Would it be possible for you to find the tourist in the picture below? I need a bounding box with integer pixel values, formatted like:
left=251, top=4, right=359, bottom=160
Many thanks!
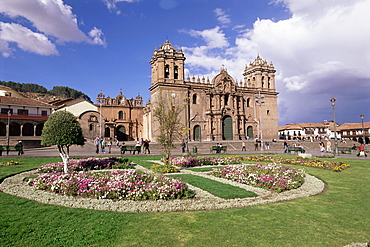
left=283, top=141, right=289, bottom=153
left=357, top=143, right=367, bottom=157
left=241, top=142, right=246, bottom=151
left=101, top=138, right=106, bottom=153
left=107, top=138, right=112, bottom=153
left=94, top=136, right=100, bottom=154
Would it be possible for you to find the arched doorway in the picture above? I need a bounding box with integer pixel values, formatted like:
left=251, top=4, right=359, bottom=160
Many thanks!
left=22, top=123, right=34, bottom=136
left=10, top=122, right=21, bottom=136
left=104, top=127, right=110, bottom=138
left=222, top=115, right=233, bottom=140
left=247, top=126, right=254, bottom=139
left=36, top=123, right=43, bottom=136
left=193, top=125, right=201, bottom=141
left=0, top=122, right=6, bottom=136
left=116, top=125, right=127, bottom=141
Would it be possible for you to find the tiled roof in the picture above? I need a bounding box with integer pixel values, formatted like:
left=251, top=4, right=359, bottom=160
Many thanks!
left=0, top=96, right=55, bottom=108
left=338, top=122, right=370, bottom=130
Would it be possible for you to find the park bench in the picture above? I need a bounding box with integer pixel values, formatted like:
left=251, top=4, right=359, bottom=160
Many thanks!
left=337, top=147, right=352, bottom=154
left=287, top=147, right=305, bottom=154
left=0, top=145, right=24, bottom=156
left=120, top=145, right=141, bottom=155
left=210, top=146, right=227, bottom=153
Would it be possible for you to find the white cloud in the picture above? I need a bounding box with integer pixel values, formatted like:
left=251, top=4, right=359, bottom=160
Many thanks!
left=214, top=8, right=231, bottom=26
left=181, top=0, right=370, bottom=124
left=182, top=26, right=229, bottom=49
left=0, top=0, right=106, bottom=56
left=103, top=0, right=140, bottom=13
left=0, top=22, right=58, bottom=56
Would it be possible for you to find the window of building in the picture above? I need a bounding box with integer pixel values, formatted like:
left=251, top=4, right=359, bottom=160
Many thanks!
left=41, top=110, right=48, bottom=116
left=18, top=109, right=28, bottom=115
left=89, top=124, right=94, bottom=131
left=224, top=94, right=229, bottom=105
left=192, top=94, right=197, bottom=104
left=165, top=65, right=170, bottom=78
left=118, top=111, right=124, bottom=120
left=174, top=66, right=178, bottom=79
left=1, top=108, right=12, bottom=114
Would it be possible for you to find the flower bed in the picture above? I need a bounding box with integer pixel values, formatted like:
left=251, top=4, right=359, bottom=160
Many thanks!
left=28, top=158, right=194, bottom=200
left=168, top=155, right=350, bottom=172
left=37, top=157, right=134, bottom=173
left=209, top=163, right=305, bottom=192
left=242, top=156, right=350, bottom=172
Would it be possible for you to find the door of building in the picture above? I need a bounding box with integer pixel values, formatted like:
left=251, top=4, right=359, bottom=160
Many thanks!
left=222, top=116, right=233, bottom=140
left=194, top=125, right=201, bottom=141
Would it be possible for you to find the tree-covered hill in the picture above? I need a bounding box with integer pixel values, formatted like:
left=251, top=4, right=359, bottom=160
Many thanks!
left=0, top=81, right=91, bottom=102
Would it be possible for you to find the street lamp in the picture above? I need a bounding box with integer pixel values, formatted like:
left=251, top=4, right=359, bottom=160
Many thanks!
left=6, top=110, right=11, bottom=146
left=255, top=92, right=265, bottom=152
left=360, top=114, right=366, bottom=152
left=330, top=97, right=339, bottom=156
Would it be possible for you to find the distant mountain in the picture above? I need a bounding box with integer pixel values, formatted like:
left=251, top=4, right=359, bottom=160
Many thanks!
left=0, top=81, right=92, bottom=102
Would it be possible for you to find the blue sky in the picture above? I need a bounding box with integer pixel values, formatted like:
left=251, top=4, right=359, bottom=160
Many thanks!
left=1, top=0, right=369, bottom=126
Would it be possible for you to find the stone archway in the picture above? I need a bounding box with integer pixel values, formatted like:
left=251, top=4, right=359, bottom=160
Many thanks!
left=116, top=125, right=127, bottom=141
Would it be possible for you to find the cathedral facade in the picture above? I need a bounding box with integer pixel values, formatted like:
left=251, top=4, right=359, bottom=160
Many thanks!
left=143, top=40, right=279, bottom=142
left=96, top=90, right=144, bottom=141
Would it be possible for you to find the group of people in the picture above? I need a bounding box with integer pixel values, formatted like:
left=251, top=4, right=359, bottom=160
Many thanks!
left=94, top=136, right=114, bottom=154
left=94, top=136, right=151, bottom=155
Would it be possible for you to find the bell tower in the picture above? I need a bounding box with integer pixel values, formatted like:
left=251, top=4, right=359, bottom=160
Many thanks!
left=150, top=39, right=186, bottom=86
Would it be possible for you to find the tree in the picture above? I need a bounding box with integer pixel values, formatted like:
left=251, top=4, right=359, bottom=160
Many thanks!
left=152, top=91, right=186, bottom=164
left=41, top=111, right=85, bottom=173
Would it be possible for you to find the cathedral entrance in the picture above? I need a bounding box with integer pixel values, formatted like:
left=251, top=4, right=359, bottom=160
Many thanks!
left=247, top=126, right=254, bottom=140
left=222, top=116, right=233, bottom=140
left=116, top=125, right=127, bottom=141
left=193, top=125, right=201, bottom=141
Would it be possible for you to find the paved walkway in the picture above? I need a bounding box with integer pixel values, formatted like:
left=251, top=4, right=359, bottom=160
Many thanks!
left=0, top=142, right=368, bottom=160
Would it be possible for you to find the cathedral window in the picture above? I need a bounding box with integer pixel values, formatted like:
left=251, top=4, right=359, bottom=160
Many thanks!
left=165, top=65, right=170, bottom=78
left=246, top=98, right=251, bottom=107
left=174, top=66, right=178, bottom=79
left=224, top=94, right=229, bottom=105
left=118, top=111, right=124, bottom=120
left=192, top=94, right=197, bottom=104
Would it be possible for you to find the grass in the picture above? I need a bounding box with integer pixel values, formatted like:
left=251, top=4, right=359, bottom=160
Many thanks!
left=0, top=155, right=369, bottom=246
left=168, top=173, right=257, bottom=198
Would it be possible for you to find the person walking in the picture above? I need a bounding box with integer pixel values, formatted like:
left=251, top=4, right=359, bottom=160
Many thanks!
left=107, top=138, right=112, bottom=154
left=326, top=140, right=332, bottom=152
left=101, top=138, right=106, bottom=153
left=357, top=143, right=367, bottom=157
left=283, top=141, right=289, bottom=153
left=94, top=136, right=100, bottom=154
left=241, top=142, right=246, bottom=151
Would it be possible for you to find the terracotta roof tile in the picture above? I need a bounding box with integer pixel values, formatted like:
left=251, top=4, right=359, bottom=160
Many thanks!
left=0, top=96, right=55, bottom=108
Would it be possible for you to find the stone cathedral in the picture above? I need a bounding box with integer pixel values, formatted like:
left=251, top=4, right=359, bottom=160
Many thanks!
left=142, top=39, right=279, bottom=142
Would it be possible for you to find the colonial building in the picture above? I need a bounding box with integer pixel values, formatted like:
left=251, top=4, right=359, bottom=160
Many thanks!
left=0, top=85, right=55, bottom=146
left=95, top=91, right=144, bottom=141
left=278, top=121, right=339, bottom=140
left=338, top=122, right=370, bottom=144
left=144, top=39, right=279, bottom=142
left=51, top=98, right=103, bottom=141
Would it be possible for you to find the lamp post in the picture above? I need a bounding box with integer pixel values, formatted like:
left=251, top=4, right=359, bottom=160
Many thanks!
left=360, top=114, right=366, bottom=152
left=255, top=92, right=265, bottom=152
left=330, top=97, right=339, bottom=156
left=6, top=110, right=11, bottom=146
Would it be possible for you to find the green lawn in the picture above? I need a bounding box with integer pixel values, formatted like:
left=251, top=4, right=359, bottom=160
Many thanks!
left=0, top=155, right=369, bottom=246
left=168, top=173, right=257, bottom=198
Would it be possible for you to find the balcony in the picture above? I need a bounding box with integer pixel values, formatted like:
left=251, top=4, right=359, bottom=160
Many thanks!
left=0, top=113, right=49, bottom=121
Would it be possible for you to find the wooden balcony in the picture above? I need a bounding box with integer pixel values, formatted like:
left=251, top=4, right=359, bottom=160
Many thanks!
left=0, top=113, right=49, bottom=121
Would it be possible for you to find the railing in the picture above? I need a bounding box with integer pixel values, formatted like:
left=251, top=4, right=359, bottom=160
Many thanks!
left=0, top=113, right=49, bottom=121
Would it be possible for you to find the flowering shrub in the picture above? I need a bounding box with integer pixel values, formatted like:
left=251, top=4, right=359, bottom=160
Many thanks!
left=29, top=158, right=194, bottom=200
left=169, top=156, right=200, bottom=167
left=151, top=164, right=179, bottom=173
left=36, top=157, right=134, bottom=173
left=209, top=163, right=305, bottom=192
left=169, top=156, right=244, bottom=167
left=0, top=160, right=21, bottom=167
